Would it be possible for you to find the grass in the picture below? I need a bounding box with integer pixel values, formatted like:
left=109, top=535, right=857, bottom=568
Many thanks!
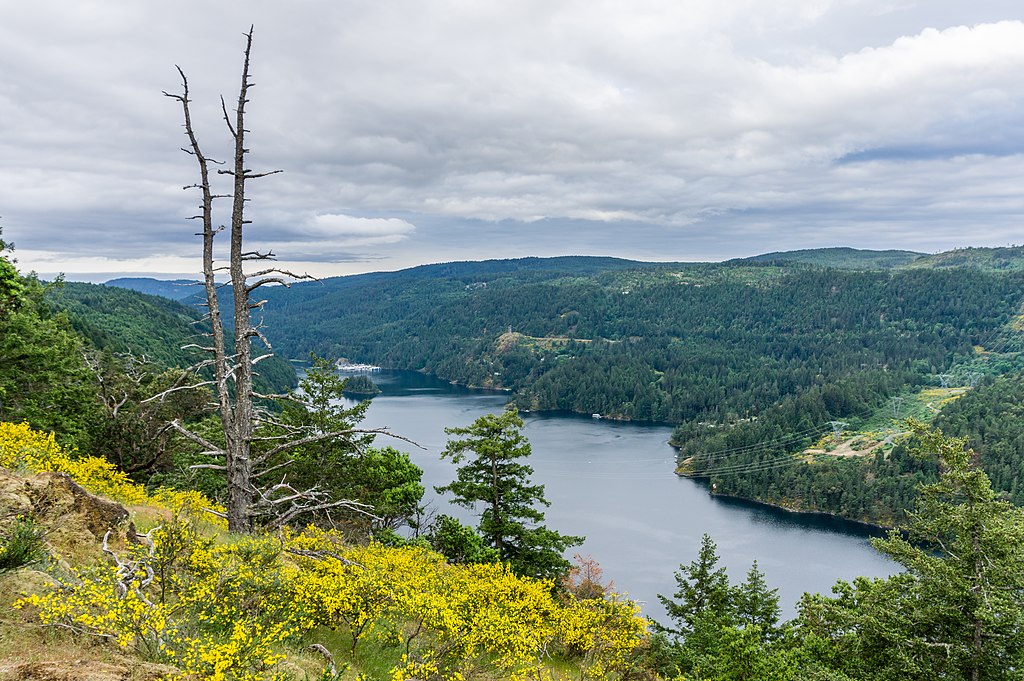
left=0, top=516, right=47, bottom=577
left=797, top=386, right=973, bottom=461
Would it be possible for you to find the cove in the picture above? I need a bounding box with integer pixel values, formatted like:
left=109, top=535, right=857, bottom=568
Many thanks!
left=344, top=369, right=897, bottom=620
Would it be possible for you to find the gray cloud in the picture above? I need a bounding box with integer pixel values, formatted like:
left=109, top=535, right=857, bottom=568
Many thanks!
left=2, top=1, right=1024, bottom=279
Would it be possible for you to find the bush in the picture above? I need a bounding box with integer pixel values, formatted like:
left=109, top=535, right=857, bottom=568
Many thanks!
left=0, top=515, right=47, bottom=576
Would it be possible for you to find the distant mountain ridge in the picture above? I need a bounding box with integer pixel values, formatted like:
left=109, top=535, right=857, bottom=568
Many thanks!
left=88, top=246, right=1024, bottom=526
left=734, top=247, right=925, bottom=269
left=904, top=246, right=1024, bottom=271
left=104, top=277, right=201, bottom=301
left=103, top=246, right=1024, bottom=304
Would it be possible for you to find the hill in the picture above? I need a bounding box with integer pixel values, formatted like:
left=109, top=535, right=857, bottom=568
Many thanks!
left=904, top=245, right=1024, bottom=271
left=46, top=281, right=296, bottom=393
left=47, top=282, right=207, bottom=369
left=735, top=246, right=925, bottom=269
left=251, top=252, right=1024, bottom=525
left=90, top=249, right=1024, bottom=525
left=0, top=421, right=647, bottom=680
left=253, top=260, right=1022, bottom=420
left=104, top=277, right=200, bottom=301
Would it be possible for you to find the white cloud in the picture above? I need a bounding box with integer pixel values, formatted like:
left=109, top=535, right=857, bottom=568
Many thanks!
left=1, top=1, right=1023, bottom=278
left=305, top=214, right=416, bottom=238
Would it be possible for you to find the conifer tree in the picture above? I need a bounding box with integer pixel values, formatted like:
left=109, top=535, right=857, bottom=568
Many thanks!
left=735, top=560, right=781, bottom=639
left=658, top=533, right=735, bottom=635
left=436, top=408, right=582, bottom=580
left=799, top=421, right=1024, bottom=680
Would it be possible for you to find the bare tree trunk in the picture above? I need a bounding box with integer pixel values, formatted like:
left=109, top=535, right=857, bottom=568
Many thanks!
left=161, top=27, right=405, bottom=533
left=225, top=29, right=257, bottom=534
left=165, top=28, right=263, bottom=533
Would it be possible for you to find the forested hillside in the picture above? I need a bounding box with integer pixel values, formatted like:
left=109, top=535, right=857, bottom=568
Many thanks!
left=934, top=370, right=1024, bottom=502
left=48, top=281, right=296, bottom=393
left=906, top=245, right=1024, bottom=271
left=736, top=246, right=924, bottom=269
left=103, top=276, right=199, bottom=301
left=106, top=251, right=1024, bottom=525
left=255, top=259, right=1022, bottom=425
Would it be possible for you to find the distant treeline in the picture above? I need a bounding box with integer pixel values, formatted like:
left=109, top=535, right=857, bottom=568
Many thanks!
left=259, top=263, right=1023, bottom=427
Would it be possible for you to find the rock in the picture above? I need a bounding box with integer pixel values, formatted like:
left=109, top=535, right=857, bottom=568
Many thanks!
left=51, top=474, right=128, bottom=538
left=0, top=469, right=128, bottom=565
left=0, top=660, right=179, bottom=681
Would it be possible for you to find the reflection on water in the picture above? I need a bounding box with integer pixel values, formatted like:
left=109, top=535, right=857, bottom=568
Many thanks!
left=342, top=369, right=896, bottom=619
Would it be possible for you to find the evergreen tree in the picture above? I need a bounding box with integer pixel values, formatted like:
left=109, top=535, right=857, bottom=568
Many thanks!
left=798, top=421, right=1024, bottom=680
left=0, top=269, right=101, bottom=448
left=0, top=228, right=24, bottom=312
left=658, top=533, right=735, bottom=635
left=436, top=408, right=582, bottom=580
left=872, top=422, right=1024, bottom=680
left=736, top=560, right=782, bottom=638
left=274, top=356, right=423, bottom=536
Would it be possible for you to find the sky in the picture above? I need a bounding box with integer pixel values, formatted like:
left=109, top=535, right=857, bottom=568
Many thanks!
left=2, top=1, right=1024, bottom=282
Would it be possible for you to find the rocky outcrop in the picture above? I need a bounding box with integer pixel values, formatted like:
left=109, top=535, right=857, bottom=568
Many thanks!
left=0, top=660, right=177, bottom=681
left=0, top=470, right=128, bottom=564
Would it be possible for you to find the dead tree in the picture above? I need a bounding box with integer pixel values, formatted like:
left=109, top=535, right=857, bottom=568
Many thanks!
left=160, top=28, right=402, bottom=533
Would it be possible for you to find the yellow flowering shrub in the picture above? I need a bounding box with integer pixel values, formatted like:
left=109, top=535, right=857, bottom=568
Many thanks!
left=16, top=564, right=169, bottom=653
left=0, top=421, right=226, bottom=525
left=16, top=519, right=298, bottom=680
left=5, top=423, right=648, bottom=680
left=557, top=595, right=648, bottom=678
left=0, top=421, right=64, bottom=470
left=287, top=528, right=645, bottom=680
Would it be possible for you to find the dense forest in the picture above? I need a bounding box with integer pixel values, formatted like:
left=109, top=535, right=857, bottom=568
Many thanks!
left=48, top=281, right=297, bottom=393
left=104, top=249, right=1024, bottom=525
left=246, top=259, right=1022, bottom=427
left=934, top=370, right=1024, bottom=502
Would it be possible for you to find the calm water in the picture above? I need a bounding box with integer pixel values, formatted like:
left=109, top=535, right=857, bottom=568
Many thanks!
left=343, top=369, right=896, bottom=620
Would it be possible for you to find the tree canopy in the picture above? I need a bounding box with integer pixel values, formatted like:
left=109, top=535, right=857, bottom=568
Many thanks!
left=436, top=408, right=582, bottom=580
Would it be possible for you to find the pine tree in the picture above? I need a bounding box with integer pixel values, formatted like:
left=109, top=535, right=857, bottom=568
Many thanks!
left=436, top=408, right=582, bottom=580
left=798, top=421, right=1024, bottom=680
left=735, top=560, right=782, bottom=639
left=871, top=422, right=1024, bottom=681
left=658, top=533, right=734, bottom=635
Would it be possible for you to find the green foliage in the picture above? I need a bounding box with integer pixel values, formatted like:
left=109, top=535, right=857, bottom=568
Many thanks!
left=342, top=446, right=425, bottom=532
left=738, top=247, right=924, bottom=270
left=231, top=254, right=1024, bottom=524
left=341, top=374, right=381, bottom=396
left=659, top=533, right=735, bottom=635
left=657, top=534, right=789, bottom=680
left=934, top=370, right=1024, bottom=506
left=424, top=514, right=499, bottom=564
left=674, top=371, right=939, bottom=526
left=0, top=255, right=25, bottom=312
left=437, top=408, right=582, bottom=580
left=0, top=276, right=104, bottom=449
left=48, top=281, right=207, bottom=369
left=256, top=260, right=1022, bottom=427
left=267, top=357, right=423, bottom=535
left=797, top=422, right=1024, bottom=680
left=906, top=245, right=1024, bottom=272
left=147, top=414, right=229, bottom=501
left=46, top=280, right=296, bottom=394
left=736, top=560, right=782, bottom=635
left=0, top=515, right=47, bottom=576
left=91, top=355, right=210, bottom=477
left=104, top=277, right=200, bottom=301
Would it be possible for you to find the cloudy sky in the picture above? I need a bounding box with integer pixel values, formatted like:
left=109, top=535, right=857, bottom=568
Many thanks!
left=2, top=1, right=1023, bottom=281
